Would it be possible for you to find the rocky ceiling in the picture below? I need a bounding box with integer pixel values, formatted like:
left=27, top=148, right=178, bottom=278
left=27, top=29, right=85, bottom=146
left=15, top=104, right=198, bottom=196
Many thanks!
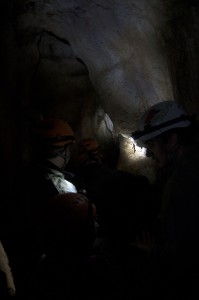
left=0, top=0, right=199, bottom=180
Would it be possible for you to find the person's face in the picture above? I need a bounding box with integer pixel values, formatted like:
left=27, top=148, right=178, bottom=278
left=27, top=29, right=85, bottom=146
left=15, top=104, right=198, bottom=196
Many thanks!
left=145, top=139, right=168, bottom=168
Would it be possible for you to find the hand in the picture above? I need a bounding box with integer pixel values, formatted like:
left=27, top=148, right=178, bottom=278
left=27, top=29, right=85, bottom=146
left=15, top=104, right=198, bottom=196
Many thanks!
left=8, top=287, right=16, bottom=297
left=132, top=230, right=156, bottom=252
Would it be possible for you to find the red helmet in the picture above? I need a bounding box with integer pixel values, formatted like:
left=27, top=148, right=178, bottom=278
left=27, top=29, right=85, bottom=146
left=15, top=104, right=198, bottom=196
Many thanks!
left=40, top=192, right=96, bottom=233
left=32, top=118, right=75, bottom=147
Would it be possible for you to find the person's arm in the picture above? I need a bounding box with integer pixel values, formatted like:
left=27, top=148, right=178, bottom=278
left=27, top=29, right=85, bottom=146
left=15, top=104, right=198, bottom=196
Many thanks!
left=0, top=241, right=16, bottom=296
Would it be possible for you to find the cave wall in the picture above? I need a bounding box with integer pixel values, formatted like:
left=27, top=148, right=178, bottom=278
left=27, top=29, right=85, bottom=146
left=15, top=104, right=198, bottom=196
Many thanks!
left=0, top=0, right=199, bottom=183
left=165, top=1, right=199, bottom=113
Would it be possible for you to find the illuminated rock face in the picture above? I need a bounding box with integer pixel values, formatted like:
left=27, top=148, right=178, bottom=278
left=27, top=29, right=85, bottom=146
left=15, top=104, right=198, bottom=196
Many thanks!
left=0, top=0, right=199, bottom=179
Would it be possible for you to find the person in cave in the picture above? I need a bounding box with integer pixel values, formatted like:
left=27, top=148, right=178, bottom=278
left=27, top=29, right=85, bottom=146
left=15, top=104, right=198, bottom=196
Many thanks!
left=72, top=137, right=157, bottom=252
left=65, top=136, right=159, bottom=299
left=131, top=100, right=199, bottom=299
left=4, top=118, right=97, bottom=298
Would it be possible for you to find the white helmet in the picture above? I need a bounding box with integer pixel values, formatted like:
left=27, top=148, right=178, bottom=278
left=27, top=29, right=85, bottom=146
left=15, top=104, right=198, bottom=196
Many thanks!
left=132, top=100, right=192, bottom=144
